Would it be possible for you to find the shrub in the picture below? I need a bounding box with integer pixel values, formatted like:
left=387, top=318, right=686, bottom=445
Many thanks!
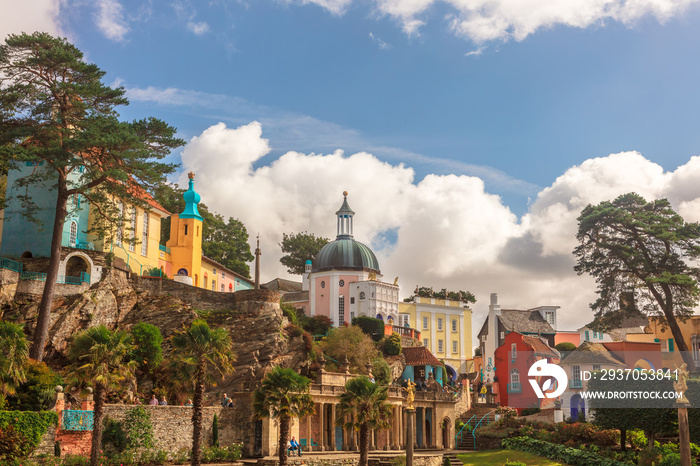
left=629, top=429, right=647, bottom=449
left=352, top=316, right=385, bottom=341
left=593, top=429, right=620, bottom=447
left=201, top=444, right=242, bottom=463
left=0, top=411, right=58, bottom=459
left=0, top=425, right=26, bottom=462
left=555, top=342, right=577, bottom=352
left=212, top=414, right=219, bottom=447
left=502, top=437, right=630, bottom=466
left=382, top=333, right=402, bottom=356
left=124, top=406, right=155, bottom=450
left=442, top=455, right=451, bottom=466
left=496, top=406, right=518, bottom=420
left=102, top=417, right=127, bottom=453
left=6, top=360, right=63, bottom=411
left=520, top=407, right=541, bottom=416
left=391, top=456, right=406, bottom=466
left=130, top=322, right=163, bottom=374
left=372, top=358, right=392, bottom=385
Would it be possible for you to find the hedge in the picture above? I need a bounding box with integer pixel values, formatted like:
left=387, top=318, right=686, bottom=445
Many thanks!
left=0, top=411, right=58, bottom=458
left=501, top=437, right=631, bottom=466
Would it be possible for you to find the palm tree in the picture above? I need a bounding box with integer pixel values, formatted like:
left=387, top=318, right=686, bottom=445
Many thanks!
left=336, top=376, right=393, bottom=466
left=170, top=319, right=235, bottom=466
left=0, top=321, right=29, bottom=405
left=253, top=367, right=315, bottom=466
left=66, top=325, right=136, bottom=466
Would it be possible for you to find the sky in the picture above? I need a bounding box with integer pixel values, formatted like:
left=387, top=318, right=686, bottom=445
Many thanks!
left=3, top=0, right=700, bottom=343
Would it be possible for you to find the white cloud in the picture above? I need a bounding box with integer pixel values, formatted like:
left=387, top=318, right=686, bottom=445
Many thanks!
left=177, top=121, right=700, bottom=343
left=187, top=21, right=210, bottom=35
left=0, top=0, right=63, bottom=39
left=284, top=0, right=354, bottom=15
left=94, top=0, right=129, bottom=41
left=369, top=32, right=393, bottom=49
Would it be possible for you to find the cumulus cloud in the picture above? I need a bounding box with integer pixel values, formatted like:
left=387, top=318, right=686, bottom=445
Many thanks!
left=94, top=0, right=129, bottom=41
left=0, top=0, right=63, bottom=39
left=187, top=21, right=210, bottom=35
left=177, top=121, right=700, bottom=340
left=296, top=0, right=700, bottom=42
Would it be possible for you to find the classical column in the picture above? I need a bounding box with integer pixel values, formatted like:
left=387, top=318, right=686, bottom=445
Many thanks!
left=679, top=404, right=691, bottom=466
left=370, top=428, right=376, bottom=451
left=419, top=408, right=426, bottom=448
left=319, top=403, right=326, bottom=451
left=306, top=414, right=312, bottom=451
left=406, top=408, right=415, bottom=466
left=329, top=403, right=336, bottom=451
left=432, top=408, right=438, bottom=448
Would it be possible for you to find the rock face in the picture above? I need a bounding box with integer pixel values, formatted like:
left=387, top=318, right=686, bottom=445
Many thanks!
left=1, top=268, right=311, bottom=397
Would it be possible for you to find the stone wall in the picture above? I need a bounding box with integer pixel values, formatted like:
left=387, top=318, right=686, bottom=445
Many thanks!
left=16, top=279, right=89, bottom=297
left=453, top=387, right=471, bottom=418
left=257, top=454, right=443, bottom=466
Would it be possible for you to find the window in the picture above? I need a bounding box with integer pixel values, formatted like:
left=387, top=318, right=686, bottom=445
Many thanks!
left=452, top=320, right=457, bottom=332
left=585, top=330, right=590, bottom=341
left=668, top=338, right=675, bottom=352
left=350, top=311, right=355, bottom=320
left=184, top=224, right=188, bottom=235
left=423, top=338, right=429, bottom=347
left=115, top=202, right=124, bottom=246
left=69, top=221, right=78, bottom=246
left=510, top=368, right=520, bottom=385
left=339, top=296, right=345, bottom=325
left=423, top=317, right=428, bottom=329
left=573, top=365, right=581, bottom=381
left=599, top=332, right=604, bottom=340
left=213, top=268, right=216, bottom=274
left=692, top=335, right=700, bottom=362
left=129, top=209, right=136, bottom=252
left=222, top=272, right=225, bottom=279
left=452, top=341, right=458, bottom=353
left=593, top=331, right=597, bottom=338
left=359, top=291, right=365, bottom=299
left=481, top=335, right=486, bottom=343
left=399, top=314, right=410, bottom=328
left=437, top=318, right=443, bottom=331
left=141, top=212, right=149, bottom=256
left=592, top=364, right=601, bottom=372
left=212, top=280, right=216, bottom=291
left=438, top=339, right=443, bottom=353
left=500, top=331, right=505, bottom=340
left=545, top=311, right=555, bottom=326
left=511, top=343, right=517, bottom=359
left=221, top=284, right=224, bottom=292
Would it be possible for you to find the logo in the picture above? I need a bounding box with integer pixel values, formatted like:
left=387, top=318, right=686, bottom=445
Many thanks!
left=528, top=359, right=567, bottom=398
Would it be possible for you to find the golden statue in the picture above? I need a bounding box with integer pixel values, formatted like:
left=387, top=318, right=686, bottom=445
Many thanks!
left=674, top=363, right=690, bottom=404
left=368, top=271, right=377, bottom=281
left=393, top=277, right=399, bottom=286
left=403, top=379, right=416, bottom=409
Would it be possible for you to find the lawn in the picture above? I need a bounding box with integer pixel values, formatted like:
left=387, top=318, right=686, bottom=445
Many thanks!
left=457, top=449, right=570, bottom=465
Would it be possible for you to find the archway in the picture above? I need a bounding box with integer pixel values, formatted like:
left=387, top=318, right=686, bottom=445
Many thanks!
left=442, top=416, right=451, bottom=449
left=21, top=251, right=33, bottom=258
left=376, top=313, right=384, bottom=321
left=66, top=255, right=90, bottom=276
left=445, top=365, right=457, bottom=383
left=177, top=268, right=188, bottom=276
left=425, top=409, right=432, bottom=447
left=634, top=358, right=655, bottom=370
left=570, top=394, right=586, bottom=421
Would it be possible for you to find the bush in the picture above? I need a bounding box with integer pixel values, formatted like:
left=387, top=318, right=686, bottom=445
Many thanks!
left=0, top=411, right=58, bottom=459
left=520, top=407, right=541, bottom=416
left=124, top=406, right=155, bottom=450
left=0, top=425, right=26, bottom=462
left=555, top=342, right=577, bottom=352
left=6, top=360, right=63, bottom=411
left=299, top=314, right=333, bottom=336
left=502, top=437, right=630, bottom=466
left=391, top=456, right=406, bottom=466
left=212, top=414, right=219, bottom=447
left=352, top=316, right=385, bottom=341
left=372, top=358, right=392, bottom=385
left=382, top=333, right=402, bottom=356
left=496, top=406, right=518, bottom=420
left=442, top=455, right=451, bottom=466
left=130, top=322, right=163, bottom=374
left=201, top=444, right=242, bottom=463
left=102, top=417, right=127, bottom=453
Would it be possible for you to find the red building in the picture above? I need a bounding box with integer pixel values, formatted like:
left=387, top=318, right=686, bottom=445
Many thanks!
left=495, top=331, right=560, bottom=412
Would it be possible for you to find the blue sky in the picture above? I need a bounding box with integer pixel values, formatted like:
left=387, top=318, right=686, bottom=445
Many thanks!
left=5, top=0, right=700, bottom=332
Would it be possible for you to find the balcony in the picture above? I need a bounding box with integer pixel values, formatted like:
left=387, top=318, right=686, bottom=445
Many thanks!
left=507, top=382, right=522, bottom=393
left=386, top=324, right=421, bottom=340
left=570, top=378, right=583, bottom=389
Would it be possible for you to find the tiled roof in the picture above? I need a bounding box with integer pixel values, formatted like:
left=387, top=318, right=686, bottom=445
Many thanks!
left=583, top=312, right=649, bottom=341
left=263, top=278, right=303, bottom=292
left=498, top=309, right=555, bottom=335
left=281, top=291, right=309, bottom=303
left=559, top=341, right=626, bottom=366
left=402, top=346, right=442, bottom=367
left=522, top=335, right=559, bottom=358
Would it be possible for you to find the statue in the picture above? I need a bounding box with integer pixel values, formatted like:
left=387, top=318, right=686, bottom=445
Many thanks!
left=674, top=363, right=690, bottom=404
left=394, top=277, right=399, bottom=286
left=404, top=379, right=416, bottom=409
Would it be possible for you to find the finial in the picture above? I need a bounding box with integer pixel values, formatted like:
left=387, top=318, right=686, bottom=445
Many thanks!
left=343, top=190, right=348, bottom=197
left=188, top=171, right=195, bottom=180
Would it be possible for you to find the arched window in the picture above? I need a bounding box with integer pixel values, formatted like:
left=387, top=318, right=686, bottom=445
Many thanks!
left=359, top=292, right=366, bottom=300
left=177, top=268, right=188, bottom=276
left=339, top=295, right=345, bottom=325
left=69, top=221, right=78, bottom=247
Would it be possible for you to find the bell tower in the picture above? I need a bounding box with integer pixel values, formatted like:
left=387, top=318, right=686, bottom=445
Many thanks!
left=166, top=172, right=204, bottom=286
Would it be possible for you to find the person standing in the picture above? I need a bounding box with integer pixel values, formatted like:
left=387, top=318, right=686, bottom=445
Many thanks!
left=149, top=395, right=158, bottom=406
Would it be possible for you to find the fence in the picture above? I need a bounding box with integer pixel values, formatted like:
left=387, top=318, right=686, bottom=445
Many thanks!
left=62, top=410, right=94, bottom=431
left=0, top=257, right=23, bottom=272
left=1, top=256, right=89, bottom=285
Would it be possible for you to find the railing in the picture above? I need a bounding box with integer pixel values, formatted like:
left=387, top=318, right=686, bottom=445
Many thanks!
left=414, top=391, right=456, bottom=402
left=73, top=241, right=94, bottom=251
left=389, top=325, right=421, bottom=340
left=0, top=257, right=23, bottom=272
left=507, top=382, right=522, bottom=393
left=81, top=272, right=90, bottom=284
left=62, top=410, right=94, bottom=431
left=159, top=244, right=170, bottom=254
left=570, top=379, right=583, bottom=389
left=20, top=271, right=47, bottom=281
left=456, top=415, right=475, bottom=443
left=57, top=275, right=81, bottom=285
left=111, top=243, right=144, bottom=275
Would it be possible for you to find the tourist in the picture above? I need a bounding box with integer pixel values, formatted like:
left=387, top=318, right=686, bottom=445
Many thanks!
left=289, top=436, right=302, bottom=457
left=159, top=396, right=168, bottom=406
left=149, top=395, right=158, bottom=406
left=185, top=399, right=193, bottom=406
left=221, top=393, right=230, bottom=407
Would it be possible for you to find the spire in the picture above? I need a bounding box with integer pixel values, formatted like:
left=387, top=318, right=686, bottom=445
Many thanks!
left=254, top=233, right=261, bottom=290
left=335, top=191, right=354, bottom=239
left=180, top=172, right=203, bottom=221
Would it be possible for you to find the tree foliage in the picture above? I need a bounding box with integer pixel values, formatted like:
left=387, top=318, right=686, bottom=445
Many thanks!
left=279, top=232, right=329, bottom=275
left=6, top=359, right=62, bottom=411
left=169, top=319, right=235, bottom=466
left=352, top=316, right=385, bottom=342
left=336, top=376, right=392, bottom=466
left=574, top=193, right=700, bottom=364
left=0, top=32, right=183, bottom=360
left=0, top=321, right=29, bottom=405
left=404, top=286, right=476, bottom=304
left=253, top=367, right=315, bottom=466
left=154, top=183, right=254, bottom=277
left=129, top=322, right=163, bottom=376
left=554, top=342, right=577, bottom=353
left=320, top=326, right=380, bottom=374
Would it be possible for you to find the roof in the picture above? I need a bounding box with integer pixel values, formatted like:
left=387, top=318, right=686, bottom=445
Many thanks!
left=559, top=341, right=627, bottom=366
left=402, top=346, right=442, bottom=366
left=125, top=183, right=170, bottom=216
left=201, top=255, right=254, bottom=285
left=312, top=238, right=380, bottom=273
left=581, top=312, right=650, bottom=341
left=522, top=335, right=559, bottom=358
left=281, top=291, right=309, bottom=303
left=498, top=309, right=555, bottom=335
left=262, top=278, right=303, bottom=292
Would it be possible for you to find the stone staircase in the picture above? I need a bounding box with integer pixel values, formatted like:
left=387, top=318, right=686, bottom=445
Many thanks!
left=442, top=451, right=462, bottom=466
left=455, top=405, right=498, bottom=451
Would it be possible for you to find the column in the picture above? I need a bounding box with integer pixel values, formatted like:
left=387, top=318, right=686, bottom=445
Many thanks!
left=419, top=408, right=426, bottom=448
left=432, top=408, right=438, bottom=449
left=406, top=408, right=415, bottom=466
left=329, top=403, right=336, bottom=451
left=305, top=415, right=312, bottom=452
left=369, top=428, right=376, bottom=451
left=319, top=403, right=325, bottom=451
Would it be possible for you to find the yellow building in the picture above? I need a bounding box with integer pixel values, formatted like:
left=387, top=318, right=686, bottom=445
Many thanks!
left=646, top=315, right=700, bottom=369
left=399, top=295, right=473, bottom=378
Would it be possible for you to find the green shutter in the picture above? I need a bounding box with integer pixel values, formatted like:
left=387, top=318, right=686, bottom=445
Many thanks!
left=669, top=338, right=674, bottom=352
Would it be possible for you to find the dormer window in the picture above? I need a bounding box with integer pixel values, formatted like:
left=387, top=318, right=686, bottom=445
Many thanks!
left=545, top=311, right=555, bottom=326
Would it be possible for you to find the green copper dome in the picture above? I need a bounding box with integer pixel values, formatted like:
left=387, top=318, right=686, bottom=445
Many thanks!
left=312, top=238, right=380, bottom=273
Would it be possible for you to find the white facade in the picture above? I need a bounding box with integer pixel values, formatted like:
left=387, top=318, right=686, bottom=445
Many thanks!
left=483, top=292, right=501, bottom=381
left=348, top=280, right=399, bottom=323
left=578, top=326, right=612, bottom=345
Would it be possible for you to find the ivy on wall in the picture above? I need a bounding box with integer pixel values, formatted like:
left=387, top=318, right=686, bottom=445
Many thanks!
left=0, top=411, right=58, bottom=459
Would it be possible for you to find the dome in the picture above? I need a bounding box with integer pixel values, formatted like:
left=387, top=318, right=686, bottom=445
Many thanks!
left=312, top=238, right=380, bottom=273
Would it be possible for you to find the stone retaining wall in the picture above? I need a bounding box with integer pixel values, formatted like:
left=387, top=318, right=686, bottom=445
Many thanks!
left=257, top=454, right=443, bottom=466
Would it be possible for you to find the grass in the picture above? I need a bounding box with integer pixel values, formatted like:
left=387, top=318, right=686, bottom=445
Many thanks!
left=457, top=449, right=570, bottom=465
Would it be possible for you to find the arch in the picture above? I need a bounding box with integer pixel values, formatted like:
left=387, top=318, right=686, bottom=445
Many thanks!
left=445, top=364, right=457, bottom=382
left=441, top=416, right=452, bottom=449
left=376, top=313, right=384, bottom=321
left=359, top=291, right=365, bottom=300
left=570, top=394, right=586, bottom=421
left=634, top=358, right=655, bottom=370
left=58, top=251, right=101, bottom=285
left=66, top=254, right=90, bottom=276
left=177, top=268, right=188, bottom=276
left=21, top=251, right=33, bottom=258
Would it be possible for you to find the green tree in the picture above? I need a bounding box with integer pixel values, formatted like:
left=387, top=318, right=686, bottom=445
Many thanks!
left=0, top=321, right=29, bottom=406
left=320, top=326, right=380, bottom=373
left=554, top=342, right=577, bottom=353
left=279, top=232, right=329, bottom=275
left=170, top=319, right=235, bottom=466
left=154, top=183, right=254, bottom=277
left=129, top=322, right=163, bottom=377
left=66, top=325, right=136, bottom=466
left=404, top=287, right=476, bottom=305
left=336, top=376, right=393, bottom=466
left=352, top=316, right=385, bottom=341
left=574, top=193, right=700, bottom=366
left=0, top=33, right=183, bottom=361
left=6, top=359, right=62, bottom=411
left=253, top=367, right=315, bottom=466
